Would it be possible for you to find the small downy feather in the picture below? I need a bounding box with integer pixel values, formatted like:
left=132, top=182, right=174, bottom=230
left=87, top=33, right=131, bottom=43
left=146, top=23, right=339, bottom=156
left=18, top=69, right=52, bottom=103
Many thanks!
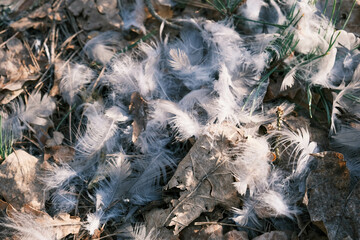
left=83, top=31, right=127, bottom=65
left=3, top=91, right=55, bottom=139
left=41, top=162, right=77, bottom=191
left=59, top=63, right=94, bottom=106
left=75, top=103, right=127, bottom=161
left=136, top=42, right=163, bottom=97
left=168, top=48, right=211, bottom=90
left=330, top=68, right=360, bottom=133
left=231, top=136, right=272, bottom=196
left=275, top=128, right=318, bottom=176
left=210, top=65, right=239, bottom=124
left=153, top=100, right=202, bottom=140
left=85, top=154, right=132, bottom=235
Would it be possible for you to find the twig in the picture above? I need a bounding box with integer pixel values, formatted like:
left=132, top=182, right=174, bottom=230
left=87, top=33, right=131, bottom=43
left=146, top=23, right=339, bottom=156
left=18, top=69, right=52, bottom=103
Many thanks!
left=91, top=66, right=106, bottom=91
left=0, top=32, right=19, bottom=49
left=194, top=221, right=266, bottom=233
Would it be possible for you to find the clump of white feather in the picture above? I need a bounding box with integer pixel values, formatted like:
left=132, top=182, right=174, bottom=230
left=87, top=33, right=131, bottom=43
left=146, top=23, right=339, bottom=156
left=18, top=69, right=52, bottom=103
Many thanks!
left=59, top=63, right=94, bottom=105
left=2, top=91, right=55, bottom=139
left=75, top=103, right=128, bottom=161
left=85, top=154, right=132, bottom=235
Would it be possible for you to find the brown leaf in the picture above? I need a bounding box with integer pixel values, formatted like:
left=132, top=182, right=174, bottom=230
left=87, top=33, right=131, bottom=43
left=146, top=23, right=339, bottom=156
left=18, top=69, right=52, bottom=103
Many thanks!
left=0, top=150, right=46, bottom=210
left=129, top=92, right=148, bottom=143
left=67, top=0, right=122, bottom=31
left=224, top=230, right=249, bottom=240
left=144, top=208, right=179, bottom=240
left=9, top=3, right=52, bottom=31
left=306, top=151, right=359, bottom=240
left=163, top=124, right=242, bottom=234
left=252, top=231, right=288, bottom=240
left=44, top=145, right=75, bottom=164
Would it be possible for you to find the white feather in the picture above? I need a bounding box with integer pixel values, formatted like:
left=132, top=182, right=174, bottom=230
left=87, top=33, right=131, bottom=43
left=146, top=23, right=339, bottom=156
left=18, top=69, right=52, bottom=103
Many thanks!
left=2, top=212, right=57, bottom=240
left=153, top=100, right=202, bottom=140
left=276, top=128, right=318, bottom=176
left=59, top=63, right=94, bottom=105
left=75, top=103, right=124, bottom=160
left=3, top=91, right=55, bottom=139
left=83, top=31, right=126, bottom=65
left=41, top=163, right=77, bottom=191
left=85, top=154, right=132, bottom=235
left=231, top=136, right=271, bottom=196
left=330, top=70, right=360, bottom=133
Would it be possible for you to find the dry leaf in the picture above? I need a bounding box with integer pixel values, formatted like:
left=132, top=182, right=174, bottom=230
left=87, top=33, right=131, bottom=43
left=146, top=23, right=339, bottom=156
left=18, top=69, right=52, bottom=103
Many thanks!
left=129, top=92, right=148, bottom=143
left=163, top=124, right=242, bottom=234
left=306, top=151, right=359, bottom=240
left=319, top=0, right=360, bottom=35
left=144, top=208, right=179, bottom=240
left=224, top=230, right=249, bottom=240
left=0, top=150, right=45, bottom=210
left=9, top=3, right=53, bottom=31
left=67, top=0, right=122, bottom=31
left=0, top=38, right=39, bottom=104
left=252, top=231, right=288, bottom=240
left=44, top=145, right=75, bottom=164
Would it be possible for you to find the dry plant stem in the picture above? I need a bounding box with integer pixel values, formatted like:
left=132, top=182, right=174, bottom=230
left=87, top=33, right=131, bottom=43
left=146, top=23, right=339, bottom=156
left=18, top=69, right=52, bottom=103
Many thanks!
left=297, top=221, right=311, bottom=237
left=275, top=106, right=284, bottom=161
left=144, top=0, right=182, bottom=30
left=92, top=66, right=106, bottom=91
left=50, top=20, right=56, bottom=64
left=23, top=38, right=40, bottom=71
left=0, top=29, right=8, bottom=35
left=58, top=29, right=83, bottom=51
left=69, top=106, right=72, bottom=144
left=0, top=32, right=19, bottom=48
left=194, top=221, right=266, bottom=233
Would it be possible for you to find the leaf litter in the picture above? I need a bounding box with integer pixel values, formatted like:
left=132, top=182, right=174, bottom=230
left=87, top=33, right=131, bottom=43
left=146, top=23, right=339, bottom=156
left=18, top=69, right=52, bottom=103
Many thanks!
left=0, top=0, right=359, bottom=239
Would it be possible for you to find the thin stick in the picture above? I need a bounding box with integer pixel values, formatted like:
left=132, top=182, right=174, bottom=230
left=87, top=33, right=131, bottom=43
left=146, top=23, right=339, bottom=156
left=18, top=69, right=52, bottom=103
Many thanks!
left=194, top=221, right=266, bottom=233
left=0, top=32, right=19, bottom=49
left=91, top=66, right=106, bottom=91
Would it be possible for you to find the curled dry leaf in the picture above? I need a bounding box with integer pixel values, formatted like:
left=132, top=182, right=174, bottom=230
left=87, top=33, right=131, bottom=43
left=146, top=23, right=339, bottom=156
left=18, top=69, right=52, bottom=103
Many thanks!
left=0, top=150, right=45, bottom=210
left=306, top=151, right=359, bottom=240
left=129, top=92, right=148, bottom=143
left=162, top=124, right=242, bottom=235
